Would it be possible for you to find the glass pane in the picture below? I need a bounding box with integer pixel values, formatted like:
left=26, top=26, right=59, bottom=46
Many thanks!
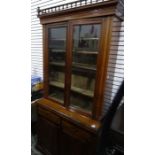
left=70, top=24, right=101, bottom=113
left=48, top=26, right=66, bottom=104
left=70, top=92, right=93, bottom=113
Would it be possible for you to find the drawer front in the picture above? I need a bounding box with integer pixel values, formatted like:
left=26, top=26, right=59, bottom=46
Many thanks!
left=62, top=120, right=92, bottom=141
left=38, top=107, right=61, bottom=125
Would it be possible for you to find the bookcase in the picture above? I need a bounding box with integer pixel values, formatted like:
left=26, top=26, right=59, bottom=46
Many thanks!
left=36, top=0, right=123, bottom=155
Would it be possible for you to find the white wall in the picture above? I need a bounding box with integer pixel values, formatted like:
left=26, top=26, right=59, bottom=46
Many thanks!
left=31, top=0, right=77, bottom=78
left=103, top=18, right=124, bottom=115
left=31, top=0, right=124, bottom=114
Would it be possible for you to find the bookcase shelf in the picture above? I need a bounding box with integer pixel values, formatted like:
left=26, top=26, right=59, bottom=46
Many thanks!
left=75, top=51, right=98, bottom=55
left=49, top=81, right=94, bottom=98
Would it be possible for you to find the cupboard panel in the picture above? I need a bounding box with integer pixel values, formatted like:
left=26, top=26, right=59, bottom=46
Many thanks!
left=37, top=116, right=60, bottom=155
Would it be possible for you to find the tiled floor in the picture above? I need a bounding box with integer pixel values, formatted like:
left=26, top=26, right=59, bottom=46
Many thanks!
left=31, top=134, right=43, bottom=155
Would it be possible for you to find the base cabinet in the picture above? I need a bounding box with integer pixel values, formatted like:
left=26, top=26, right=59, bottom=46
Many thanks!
left=37, top=106, right=98, bottom=155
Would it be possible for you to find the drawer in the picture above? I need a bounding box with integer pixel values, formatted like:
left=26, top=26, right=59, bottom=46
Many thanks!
left=62, top=120, right=92, bottom=141
left=38, top=107, right=61, bottom=125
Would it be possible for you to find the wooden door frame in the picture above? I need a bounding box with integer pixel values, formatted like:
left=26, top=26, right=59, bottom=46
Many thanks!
left=92, top=16, right=113, bottom=120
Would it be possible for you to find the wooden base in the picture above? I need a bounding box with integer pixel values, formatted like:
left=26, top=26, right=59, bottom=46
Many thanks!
left=36, top=98, right=100, bottom=155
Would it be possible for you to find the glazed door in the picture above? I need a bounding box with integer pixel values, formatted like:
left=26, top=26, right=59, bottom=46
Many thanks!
left=69, top=21, right=102, bottom=115
left=47, top=25, right=67, bottom=105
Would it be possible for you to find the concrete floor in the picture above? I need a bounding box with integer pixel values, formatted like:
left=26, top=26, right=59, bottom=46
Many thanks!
left=31, top=133, right=43, bottom=155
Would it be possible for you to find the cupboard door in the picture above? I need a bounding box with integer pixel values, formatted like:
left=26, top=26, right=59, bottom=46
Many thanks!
left=60, top=131, right=96, bottom=155
left=48, top=26, right=67, bottom=104
left=70, top=23, right=101, bottom=114
left=37, top=116, right=59, bottom=155
left=61, top=120, right=96, bottom=155
left=60, top=132, right=84, bottom=155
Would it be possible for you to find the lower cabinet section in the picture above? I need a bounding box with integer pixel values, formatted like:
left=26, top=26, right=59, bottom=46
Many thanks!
left=37, top=107, right=98, bottom=155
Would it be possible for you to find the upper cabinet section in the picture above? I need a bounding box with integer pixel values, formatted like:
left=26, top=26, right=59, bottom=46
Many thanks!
left=38, top=0, right=124, bottom=119
left=46, top=22, right=102, bottom=113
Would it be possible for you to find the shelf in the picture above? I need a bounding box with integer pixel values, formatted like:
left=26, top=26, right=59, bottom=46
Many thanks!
left=51, top=38, right=66, bottom=41
left=48, top=94, right=63, bottom=104
left=49, top=81, right=64, bottom=88
left=49, top=81, right=93, bottom=98
left=71, top=86, right=94, bottom=98
left=50, top=62, right=96, bottom=71
left=51, top=49, right=65, bottom=53
left=49, top=46, right=66, bottom=49
left=75, top=51, right=98, bottom=55
left=82, top=37, right=99, bottom=40
left=70, top=105, right=92, bottom=114
left=74, top=48, right=98, bottom=52
left=50, top=62, right=65, bottom=67
left=72, top=62, right=96, bottom=71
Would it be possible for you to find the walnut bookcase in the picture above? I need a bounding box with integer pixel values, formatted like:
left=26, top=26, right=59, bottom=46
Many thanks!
left=36, top=0, right=123, bottom=155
